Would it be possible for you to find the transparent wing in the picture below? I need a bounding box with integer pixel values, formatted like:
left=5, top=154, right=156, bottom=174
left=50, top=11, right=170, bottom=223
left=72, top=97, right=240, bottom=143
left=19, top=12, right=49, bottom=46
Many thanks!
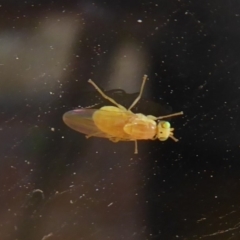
left=63, top=109, right=110, bottom=138
left=63, top=108, right=135, bottom=140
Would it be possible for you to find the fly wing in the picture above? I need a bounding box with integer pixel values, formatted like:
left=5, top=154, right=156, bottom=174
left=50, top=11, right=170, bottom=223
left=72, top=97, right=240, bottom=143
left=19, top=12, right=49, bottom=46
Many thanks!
left=63, top=109, right=110, bottom=138
left=63, top=108, right=136, bottom=141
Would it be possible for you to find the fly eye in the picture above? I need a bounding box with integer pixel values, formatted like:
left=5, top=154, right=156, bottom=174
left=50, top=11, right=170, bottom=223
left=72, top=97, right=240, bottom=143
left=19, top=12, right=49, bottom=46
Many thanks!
left=162, top=122, right=170, bottom=129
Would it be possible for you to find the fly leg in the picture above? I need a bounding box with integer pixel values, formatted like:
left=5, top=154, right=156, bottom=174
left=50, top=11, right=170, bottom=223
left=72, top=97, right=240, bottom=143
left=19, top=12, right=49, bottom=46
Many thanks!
left=85, top=132, right=102, bottom=139
left=134, top=140, right=138, bottom=154
left=147, top=112, right=183, bottom=120
left=156, top=111, right=184, bottom=120
left=88, top=79, right=126, bottom=110
left=128, top=75, right=148, bottom=111
left=109, top=138, right=138, bottom=154
left=109, top=137, right=120, bottom=142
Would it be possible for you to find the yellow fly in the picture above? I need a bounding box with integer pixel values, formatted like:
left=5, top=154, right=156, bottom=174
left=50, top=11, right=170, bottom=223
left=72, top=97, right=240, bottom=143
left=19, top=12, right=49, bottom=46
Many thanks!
left=63, top=75, right=183, bottom=154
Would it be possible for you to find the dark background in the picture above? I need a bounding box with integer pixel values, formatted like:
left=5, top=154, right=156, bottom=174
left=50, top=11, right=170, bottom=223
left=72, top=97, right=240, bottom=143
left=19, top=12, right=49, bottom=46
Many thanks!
left=1, top=0, right=240, bottom=239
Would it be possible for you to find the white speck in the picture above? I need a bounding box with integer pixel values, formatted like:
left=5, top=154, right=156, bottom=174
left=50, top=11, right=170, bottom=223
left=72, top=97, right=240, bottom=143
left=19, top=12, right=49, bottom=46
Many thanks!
left=42, top=233, right=53, bottom=240
left=70, top=200, right=73, bottom=204
left=61, top=136, right=64, bottom=139
left=51, top=128, right=55, bottom=132
left=137, top=19, right=142, bottom=23
left=79, top=194, right=85, bottom=199
left=108, top=202, right=113, bottom=207
left=215, top=196, right=218, bottom=198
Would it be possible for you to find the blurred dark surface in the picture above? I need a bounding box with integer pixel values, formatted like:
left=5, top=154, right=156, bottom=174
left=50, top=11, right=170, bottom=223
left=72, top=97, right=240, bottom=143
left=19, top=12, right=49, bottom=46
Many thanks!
left=1, top=0, right=240, bottom=240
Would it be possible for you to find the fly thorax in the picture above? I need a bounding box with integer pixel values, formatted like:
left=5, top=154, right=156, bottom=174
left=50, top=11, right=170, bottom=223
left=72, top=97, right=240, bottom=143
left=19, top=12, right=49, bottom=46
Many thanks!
left=123, top=114, right=156, bottom=139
